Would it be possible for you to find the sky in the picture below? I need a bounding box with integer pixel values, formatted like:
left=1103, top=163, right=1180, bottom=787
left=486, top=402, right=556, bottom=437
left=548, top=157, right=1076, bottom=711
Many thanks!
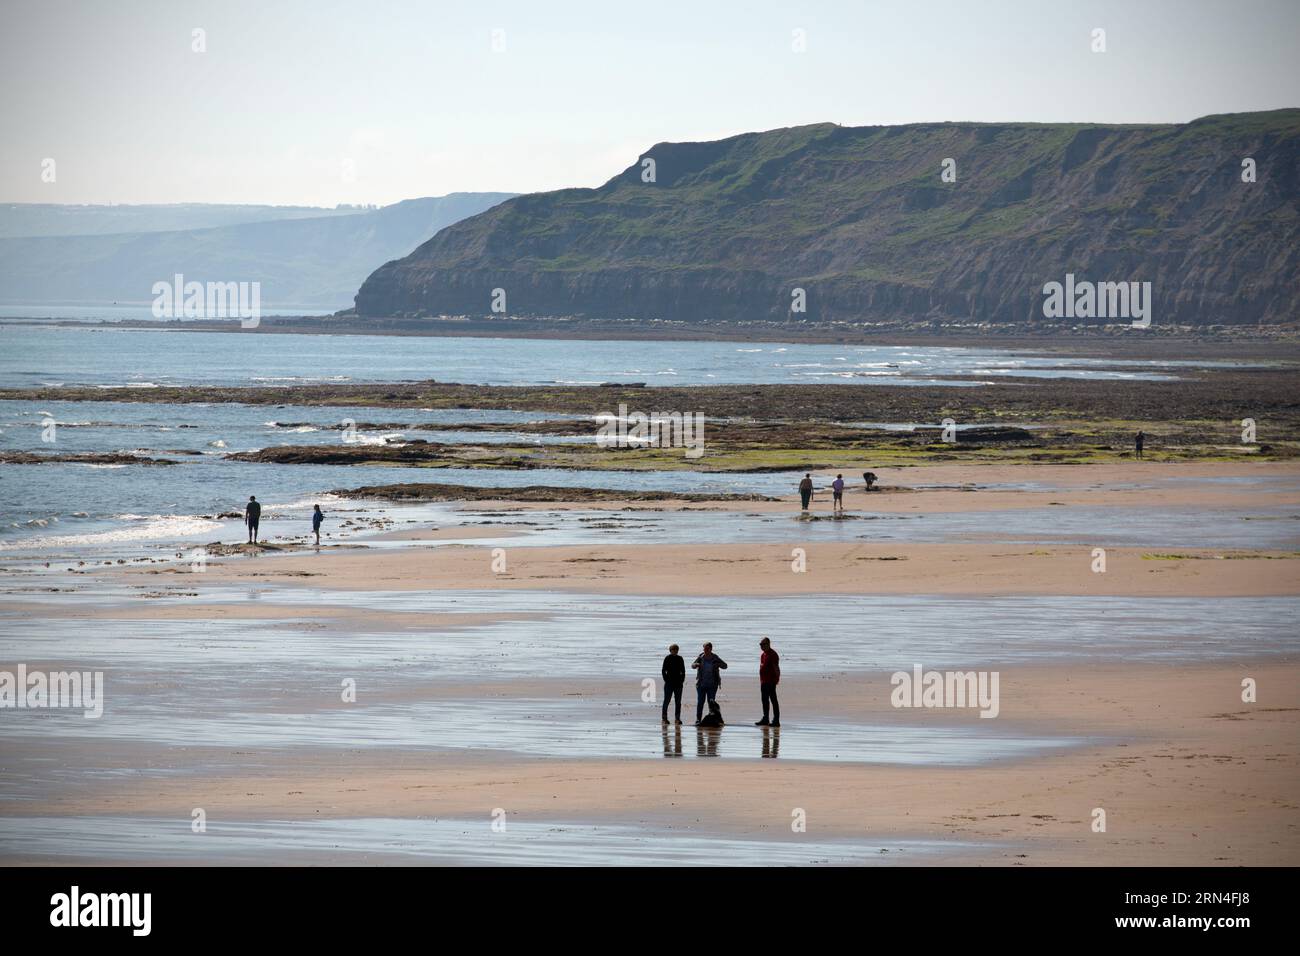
left=1, top=0, right=1297, bottom=207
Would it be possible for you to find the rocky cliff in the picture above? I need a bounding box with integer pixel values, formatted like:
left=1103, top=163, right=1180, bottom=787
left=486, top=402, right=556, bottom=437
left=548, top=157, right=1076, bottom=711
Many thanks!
left=354, top=111, right=1299, bottom=326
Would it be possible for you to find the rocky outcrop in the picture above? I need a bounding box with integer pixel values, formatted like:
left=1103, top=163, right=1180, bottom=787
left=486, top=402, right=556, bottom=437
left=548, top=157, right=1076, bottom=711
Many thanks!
left=354, top=111, right=1300, bottom=327
left=332, top=483, right=777, bottom=502
left=0, top=451, right=175, bottom=465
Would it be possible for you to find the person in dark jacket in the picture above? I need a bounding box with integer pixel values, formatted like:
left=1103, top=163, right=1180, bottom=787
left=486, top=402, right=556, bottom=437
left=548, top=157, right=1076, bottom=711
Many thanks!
left=692, top=642, right=728, bottom=725
left=311, top=504, right=324, bottom=546
left=798, top=473, right=814, bottom=511
left=245, top=496, right=261, bottom=544
left=1135, top=430, right=1145, bottom=460
left=755, top=636, right=781, bottom=727
left=661, top=643, right=685, bottom=724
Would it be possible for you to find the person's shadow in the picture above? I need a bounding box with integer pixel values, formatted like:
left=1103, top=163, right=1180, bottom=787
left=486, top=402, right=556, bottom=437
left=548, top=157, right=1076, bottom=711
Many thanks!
left=661, top=725, right=683, bottom=758
left=761, top=725, right=780, bottom=759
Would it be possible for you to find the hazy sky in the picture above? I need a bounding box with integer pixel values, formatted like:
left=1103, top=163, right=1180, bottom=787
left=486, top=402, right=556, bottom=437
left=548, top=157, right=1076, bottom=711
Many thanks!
left=2, top=0, right=1296, bottom=206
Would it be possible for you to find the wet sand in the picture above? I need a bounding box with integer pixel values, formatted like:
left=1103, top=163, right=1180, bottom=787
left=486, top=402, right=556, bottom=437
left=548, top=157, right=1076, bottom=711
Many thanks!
left=121, top=461, right=1300, bottom=598
left=3, top=663, right=1296, bottom=866
left=381, top=460, right=1300, bottom=514
left=155, top=541, right=1296, bottom=597
left=2, top=460, right=1297, bottom=866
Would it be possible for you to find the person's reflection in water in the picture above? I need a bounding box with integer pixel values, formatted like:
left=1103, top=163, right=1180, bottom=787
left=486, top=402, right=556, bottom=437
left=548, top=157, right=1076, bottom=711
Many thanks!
left=696, top=727, right=721, bottom=757
left=662, top=724, right=683, bottom=758
left=696, top=700, right=724, bottom=756
left=761, top=725, right=780, bottom=759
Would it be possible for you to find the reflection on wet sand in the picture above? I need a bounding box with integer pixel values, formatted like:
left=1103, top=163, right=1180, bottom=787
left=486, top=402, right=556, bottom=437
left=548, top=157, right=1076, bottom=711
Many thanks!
left=662, top=725, right=682, bottom=758
left=697, top=726, right=721, bottom=757
left=368, top=501, right=1300, bottom=553
left=686, top=725, right=781, bottom=759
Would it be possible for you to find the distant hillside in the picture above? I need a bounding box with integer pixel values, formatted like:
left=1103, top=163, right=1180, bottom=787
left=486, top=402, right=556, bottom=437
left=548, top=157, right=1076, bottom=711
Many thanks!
left=0, top=203, right=365, bottom=239
left=354, top=111, right=1299, bottom=326
left=0, top=193, right=515, bottom=310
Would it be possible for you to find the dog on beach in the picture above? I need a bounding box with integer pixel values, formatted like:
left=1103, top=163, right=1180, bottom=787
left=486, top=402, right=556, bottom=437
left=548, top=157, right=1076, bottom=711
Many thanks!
left=698, top=700, right=725, bottom=727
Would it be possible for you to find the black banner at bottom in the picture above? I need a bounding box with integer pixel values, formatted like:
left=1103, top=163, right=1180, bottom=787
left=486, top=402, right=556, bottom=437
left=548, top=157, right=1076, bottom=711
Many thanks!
left=0, top=866, right=1286, bottom=941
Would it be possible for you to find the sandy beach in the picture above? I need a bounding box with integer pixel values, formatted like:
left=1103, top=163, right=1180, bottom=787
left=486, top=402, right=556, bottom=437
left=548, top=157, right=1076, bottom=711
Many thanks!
left=3, top=459, right=1297, bottom=866
left=8, top=660, right=1297, bottom=867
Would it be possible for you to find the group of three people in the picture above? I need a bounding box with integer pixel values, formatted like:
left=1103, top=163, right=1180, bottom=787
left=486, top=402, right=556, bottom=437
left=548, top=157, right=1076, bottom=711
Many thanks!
left=661, top=638, right=781, bottom=727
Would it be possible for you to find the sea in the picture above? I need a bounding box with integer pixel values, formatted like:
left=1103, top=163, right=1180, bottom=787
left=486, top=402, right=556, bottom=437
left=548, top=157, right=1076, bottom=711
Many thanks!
left=0, top=322, right=1276, bottom=557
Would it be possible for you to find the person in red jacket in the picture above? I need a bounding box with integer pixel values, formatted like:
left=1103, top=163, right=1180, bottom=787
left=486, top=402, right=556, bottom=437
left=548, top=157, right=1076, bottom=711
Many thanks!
left=755, top=636, right=780, bottom=727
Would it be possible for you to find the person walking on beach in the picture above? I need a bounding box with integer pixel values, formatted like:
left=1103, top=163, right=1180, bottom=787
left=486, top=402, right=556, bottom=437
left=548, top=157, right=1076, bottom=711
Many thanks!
left=1135, top=430, right=1145, bottom=460
left=661, top=643, right=685, bottom=724
left=755, top=636, right=781, bottom=727
left=692, top=642, right=728, bottom=725
left=798, top=473, right=814, bottom=511
left=832, top=474, right=845, bottom=513
left=244, top=495, right=261, bottom=544
left=312, top=504, right=324, bottom=546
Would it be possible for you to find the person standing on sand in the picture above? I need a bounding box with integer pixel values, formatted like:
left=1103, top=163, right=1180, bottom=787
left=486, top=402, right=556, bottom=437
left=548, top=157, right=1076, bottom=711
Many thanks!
left=312, top=504, right=324, bottom=546
left=832, top=474, right=845, bottom=513
left=1135, top=430, right=1145, bottom=460
left=661, top=643, right=685, bottom=724
left=755, top=637, right=781, bottom=727
left=692, top=642, right=728, bottom=725
left=244, top=496, right=261, bottom=544
left=798, top=473, right=814, bottom=511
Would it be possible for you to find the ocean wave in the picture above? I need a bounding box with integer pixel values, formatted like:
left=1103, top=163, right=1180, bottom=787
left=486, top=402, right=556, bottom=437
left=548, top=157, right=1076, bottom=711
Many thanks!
left=272, top=493, right=345, bottom=509
left=0, top=514, right=224, bottom=551
left=250, top=375, right=352, bottom=383
left=13, top=517, right=58, bottom=528
left=795, top=370, right=901, bottom=378
left=349, top=432, right=405, bottom=445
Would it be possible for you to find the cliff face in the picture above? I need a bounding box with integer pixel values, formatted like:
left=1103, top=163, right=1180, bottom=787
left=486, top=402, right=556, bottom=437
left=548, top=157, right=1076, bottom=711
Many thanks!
left=354, top=112, right=1300, bottom=326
